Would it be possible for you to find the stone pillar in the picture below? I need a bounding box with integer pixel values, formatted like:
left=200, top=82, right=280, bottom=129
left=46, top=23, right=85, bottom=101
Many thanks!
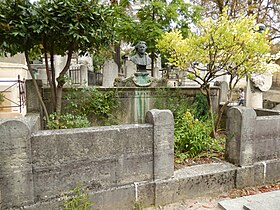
left=0, top=120, right=35, bottom=208
left=102, top=60, right=119, bottom=87
left=25, top=79, right=42, bottom=113
left=145, top=109, right=174, bottom=180
left=80, top=64, right=88, bottom=86
left=225, top=107, right=256, bottom=166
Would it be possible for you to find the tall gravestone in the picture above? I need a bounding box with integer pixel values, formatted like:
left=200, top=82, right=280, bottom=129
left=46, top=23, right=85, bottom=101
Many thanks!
left=126, top=60, right=137, bottom=78
left=102, top=60, right=119, bottom=87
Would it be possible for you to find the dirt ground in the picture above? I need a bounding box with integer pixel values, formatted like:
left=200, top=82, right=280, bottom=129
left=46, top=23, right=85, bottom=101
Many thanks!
left=144, top=182, right=280, bottom=210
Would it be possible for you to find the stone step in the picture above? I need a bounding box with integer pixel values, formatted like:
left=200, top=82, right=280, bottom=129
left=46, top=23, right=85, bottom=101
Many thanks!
left=218, top=190, right=280, bottom=210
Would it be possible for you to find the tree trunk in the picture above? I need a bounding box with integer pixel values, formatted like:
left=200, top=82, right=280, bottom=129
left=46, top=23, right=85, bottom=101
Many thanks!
left=43, top=43, right=56, bottom=113
left=214, top=101, right=229, bottom=132
left=204, top=85, right=216, bottom=138
left=55, top=47, right=73, bottom=114
left=25, top=51, right=49, bottom=122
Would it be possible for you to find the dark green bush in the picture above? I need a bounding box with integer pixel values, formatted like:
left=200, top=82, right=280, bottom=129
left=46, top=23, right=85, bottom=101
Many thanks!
left=64, top=87, right=120, bottom=125
left=154, top=88, right=223, bottom=158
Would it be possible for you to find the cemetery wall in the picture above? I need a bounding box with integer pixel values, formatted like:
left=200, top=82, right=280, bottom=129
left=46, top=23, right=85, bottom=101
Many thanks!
left=226, top=106, right=280, bottom=166
left=0, top=110, right=174, bottom=209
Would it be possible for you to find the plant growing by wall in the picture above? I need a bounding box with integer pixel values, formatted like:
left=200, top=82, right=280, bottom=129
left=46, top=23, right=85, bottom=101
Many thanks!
left=47, top=113, right=90, bottom=129
left=154, top=88, right=222, bottom=159
left=63, top=185, right=93, bottom=210
left=157, top=10, right=271, bottom=137
left=64, top=87, right=120, bottom=126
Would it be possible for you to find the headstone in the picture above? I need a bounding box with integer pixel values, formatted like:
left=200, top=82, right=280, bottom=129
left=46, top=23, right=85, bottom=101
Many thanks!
left=102, top=60, right=118, bottom=87
left=126, top=60, right=137, bottom=78
left=219, top=81, right=228, bottom=103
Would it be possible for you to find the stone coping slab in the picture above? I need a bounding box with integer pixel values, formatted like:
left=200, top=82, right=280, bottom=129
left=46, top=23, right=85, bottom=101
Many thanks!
left=219, top=190, right=280, bottom=210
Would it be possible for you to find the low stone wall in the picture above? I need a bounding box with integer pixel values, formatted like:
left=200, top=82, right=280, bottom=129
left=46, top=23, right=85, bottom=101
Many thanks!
left=0, top=109, right=174, bottom=209
left=226, top=106, right=280, bottom=166
left=1, top=107, right=280, bottom=210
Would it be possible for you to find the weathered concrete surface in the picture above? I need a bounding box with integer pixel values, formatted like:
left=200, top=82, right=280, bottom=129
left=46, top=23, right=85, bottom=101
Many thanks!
left=219, top=190, right=280, bottom=210
left=0, top=114, right=40, bottom=209
left=146, top=109, right=174, bottom=180
left=226, top=107, right=280, bottom=166
left=31, top=124, right=154, bottom=200
left=154, top=163, right=236, bottom=207
left=2, top=108, right=280, bottom=210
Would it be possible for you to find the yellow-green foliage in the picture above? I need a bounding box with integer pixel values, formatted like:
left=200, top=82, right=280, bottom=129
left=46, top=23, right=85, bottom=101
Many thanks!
left=157, top=9, right=271, bottom=80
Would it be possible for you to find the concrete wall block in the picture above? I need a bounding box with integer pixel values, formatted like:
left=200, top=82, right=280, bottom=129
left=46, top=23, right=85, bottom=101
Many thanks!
left=32, top=125, right=153, bottom=167
left=25, top=79, right=43, bottom=113
left=235, top=164, right=265, bottom=189
left=115, top=154, right=153, bottom=185
left=154, top=179, right=180, bottom=206
left=31, top=124, right=155, bottom=200
left=264, top=159, right=280, bottom=184
left=137, top=182, right=155, bottom=208
left=155, top=172, right=236, bottom=207
left=1, top=171, right=34, bottom=209
left=0, top=120, right=35, bottom=208
left=226, top=107, right=257, bottom=166
left=146, top=109, right=174, bottom=180
left=90, top=184, right=135, bottom=210
left=33, top=159, right=117, bottom=200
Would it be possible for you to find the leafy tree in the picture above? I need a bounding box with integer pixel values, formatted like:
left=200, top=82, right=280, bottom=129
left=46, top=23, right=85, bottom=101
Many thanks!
left=157, top=10, right=271, bottom=136
left=192, top=0, right=280, bottom=43
left=0, top=0, right=49, bottom=120
left=116, top=0, right=202, bottom=74
left=33, top=0, right=115, bottom=114
left=0, top=0, right=116, bottom=120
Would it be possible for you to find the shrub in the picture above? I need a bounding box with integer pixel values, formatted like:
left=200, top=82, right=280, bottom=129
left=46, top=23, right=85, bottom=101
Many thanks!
left=174, top=110, right=214, bottom=157
left=47, top=113, right=90, bottom=129
left=154, top=88, right=223, bottom=158
left=64, top=87, right=120, bottom=125
left=63, top=185, right=93, bottom=210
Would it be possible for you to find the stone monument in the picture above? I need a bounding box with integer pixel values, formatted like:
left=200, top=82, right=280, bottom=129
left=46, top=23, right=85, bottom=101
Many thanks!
left=246, top=72, right=272, bottom=108
left=114, top=41, right=167, bottom=87
left=130, top=41, right=152, bottom=86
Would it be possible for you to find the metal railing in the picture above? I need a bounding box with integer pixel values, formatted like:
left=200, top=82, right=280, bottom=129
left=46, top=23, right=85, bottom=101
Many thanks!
left=0, top=75, right=25, bottom=113
left=69, top=65, right=81, bottom=85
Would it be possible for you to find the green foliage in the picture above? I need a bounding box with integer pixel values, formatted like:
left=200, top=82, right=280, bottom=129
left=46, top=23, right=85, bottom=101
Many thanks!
left=63, top=185, right=93, bottom=210
left=174, top=110, right=216, bottom=157
left=154, top=88, right=193, bottom=117
left=157, top=11, right=271, bottom=77
left=133, top=201, right=143, bottom=210
left=47, top=113, right=90, bottom=129
left=157, top=10, right=271, bottom=133
left=116, top=0, right=202, bottom=58
left=0, top=92, right=4, bottom=105
left=64, top=87, right=120, bottom=126
left=154, top=88, right=223, bottom=158
left=191, top=92, right=209, bottom=120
